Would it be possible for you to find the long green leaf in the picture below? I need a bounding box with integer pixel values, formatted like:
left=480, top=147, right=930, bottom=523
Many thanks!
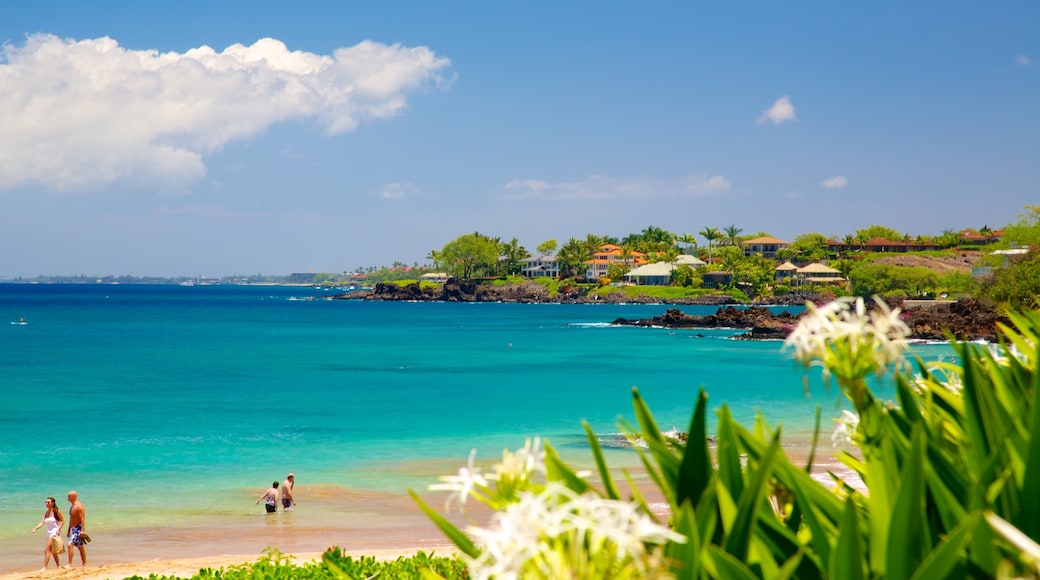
left=1019, top=339, right=1040, bottom=541
left=909, top=512, right=981, bottom=580
left=543, top=441, right=592, bottom=495
left=886, top=424, right=928, bottom=580
left=829, top=498, right=865, bottom=580
left=408, top=490, right=480, bottom=558
left=677, top=388, right=713, bottom=509
left=582, top=420, right=620, bottom=500
left=715, top=405, right=745, bottom=500
left=705, top=546, right=759, bottom=580
left=723, top=433, right=780, bottom=561
left=668, top=501, right=701, bottom=580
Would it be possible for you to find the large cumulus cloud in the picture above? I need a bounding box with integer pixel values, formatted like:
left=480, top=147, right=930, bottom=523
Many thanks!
left=0, top=34, right=451, bottom=192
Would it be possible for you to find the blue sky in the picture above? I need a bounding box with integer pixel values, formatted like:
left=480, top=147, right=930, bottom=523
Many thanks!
left=1, top=1, right=1037, bottom=277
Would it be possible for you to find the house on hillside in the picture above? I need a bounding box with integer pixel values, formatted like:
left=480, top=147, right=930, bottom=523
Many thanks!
left=624, top=262, right=674, bottom=286
left=741, top=236, right=790, bottom=258
left=584, top=244, right=647, bottom=279
left=959, top=229, right=1004, bottom=246
left=676, top=254, right=707, bottom=267
left=795, top=263, right=845, bottom=286
left=701, top=271, right=733, bottom=289
left=774, top=261, right=799, bottom=282
left=420, top=272, right=449, bottom=283
left=520, top=254, right=560, bottom=278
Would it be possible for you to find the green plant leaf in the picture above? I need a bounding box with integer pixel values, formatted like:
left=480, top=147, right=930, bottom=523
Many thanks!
left=408, top=490, right=480, bottom=558
left=723, top=433, right=780, bottom=561
left=705, top=546, right=759, bottom=580
left=544, top=441, right=592, bottom=495
left=886, top=424, right=928, bottom=580
left=582, top=420, right=620, bottom=500
left=829, top=498, right=865, bottom=580
left=909, top=512, right=981, bottom=580
left=677, top=388, right=713, bottom=510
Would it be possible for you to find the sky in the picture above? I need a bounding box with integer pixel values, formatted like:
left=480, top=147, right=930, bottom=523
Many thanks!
left=1, top=1, right=1037, bottom=277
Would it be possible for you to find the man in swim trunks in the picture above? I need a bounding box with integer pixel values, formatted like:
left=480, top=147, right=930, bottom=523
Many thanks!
left=280, top=473, right=295, bottom=510
left=256, top=482, right=279, bottom=514
left=66, top=490, right=87, bottom=567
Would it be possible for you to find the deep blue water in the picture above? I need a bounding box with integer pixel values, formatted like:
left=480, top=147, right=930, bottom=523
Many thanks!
left=0, top=284, right=948, bottom=553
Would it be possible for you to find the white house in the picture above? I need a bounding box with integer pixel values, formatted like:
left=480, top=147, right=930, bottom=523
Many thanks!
left=520, top=254, right=560, bottom=278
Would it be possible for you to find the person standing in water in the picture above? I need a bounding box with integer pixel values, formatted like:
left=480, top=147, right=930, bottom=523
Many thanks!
left=280, top=473, right=295, bottom=511
left=256, top=481, right=278, bottom=514
left=31, top=497, right=64, bottom=570
left=66, top=490, right=87, bottom=567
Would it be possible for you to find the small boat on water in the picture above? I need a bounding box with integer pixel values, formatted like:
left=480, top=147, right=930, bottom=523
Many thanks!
left=10, top=316, right=27, bottom=325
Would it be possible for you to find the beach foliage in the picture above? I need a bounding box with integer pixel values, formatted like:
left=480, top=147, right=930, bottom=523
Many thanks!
left=126, top=548, right=469, bottom=580
left=418, top=298, right=1040, bottom=578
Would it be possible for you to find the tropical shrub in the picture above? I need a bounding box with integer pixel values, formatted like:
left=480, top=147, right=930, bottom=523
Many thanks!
left=416, top=299, right=1040, bottom=578
left=127, top=548, right=468, bottom=580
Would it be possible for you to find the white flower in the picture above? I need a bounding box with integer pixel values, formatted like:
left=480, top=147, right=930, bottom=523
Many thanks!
left=465, top=484, right=685, bottom=580
left=785, top=297, right=911, bottom=385
left=831, top=410, right=860, bottom=449
left=429, top=449, right=488, bottom=511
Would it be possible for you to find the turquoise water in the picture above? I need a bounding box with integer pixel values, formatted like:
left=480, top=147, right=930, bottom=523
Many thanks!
left=0, top=284, right=949, bottom=569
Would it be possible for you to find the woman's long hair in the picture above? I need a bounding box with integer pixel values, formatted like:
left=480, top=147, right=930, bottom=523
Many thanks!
left=47, top=497, right=63, bottom=522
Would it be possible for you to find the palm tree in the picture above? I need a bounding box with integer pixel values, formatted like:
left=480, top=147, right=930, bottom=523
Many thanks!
left=678, top=233, right=698, bottom=254
left=699, top=226, right=721, bottom=262
left=722, top=224, right=743, bottom=247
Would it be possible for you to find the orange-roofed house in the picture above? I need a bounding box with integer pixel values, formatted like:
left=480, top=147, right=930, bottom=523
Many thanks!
left=741, top=236, right=790, bottom=258
left=584, top=244, right=647, bottom=279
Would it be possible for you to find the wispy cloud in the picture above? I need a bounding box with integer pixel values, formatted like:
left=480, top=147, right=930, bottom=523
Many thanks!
left=0, top=35, right=451, bottom=193
left=757, top=95, right=796, bottom=125
left=821, top=176, right=848, bottom=190
left=1016, top=54, right=1032, bottom=66
left=378, top=182, right=418, bottom=199
left=500, top=174, right=731, bottom=201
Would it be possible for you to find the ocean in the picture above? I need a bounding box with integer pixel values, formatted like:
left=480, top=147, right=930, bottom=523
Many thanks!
left=0, top=284, right=948, bottom=572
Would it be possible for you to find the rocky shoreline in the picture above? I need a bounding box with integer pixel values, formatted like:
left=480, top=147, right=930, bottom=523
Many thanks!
left=611, top=298, right=1005, bottom=342
left=337, top=280, right=747, bottom=305
left=336, top=281, right=1004, bottom=341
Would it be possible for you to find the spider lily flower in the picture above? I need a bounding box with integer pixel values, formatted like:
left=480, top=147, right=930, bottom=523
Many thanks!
left=429, top=449, right=489, bottom=511
left=785, top=297, right=910, bottom=410
left=465, top=484, right=685, bottom=580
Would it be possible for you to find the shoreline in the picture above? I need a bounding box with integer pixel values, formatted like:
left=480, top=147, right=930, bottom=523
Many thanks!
left=1, top=445, right=863, bottom=579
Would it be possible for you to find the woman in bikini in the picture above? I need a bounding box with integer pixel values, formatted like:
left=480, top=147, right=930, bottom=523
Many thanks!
left=30, top=497, right=64, bottom=570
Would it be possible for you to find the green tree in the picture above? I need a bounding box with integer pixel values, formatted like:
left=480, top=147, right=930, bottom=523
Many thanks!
left=855, top=224, right=904, bottom=242
left=1003, top=204, right=1040, bottom=247
left=699, top=226, right=721, bottom=262
left=779, top=232, right=829, bottom=262
left=850, top=263, right=940, bottom=298
left=499, top=237, right=530, bottom=276
left=722, top=224, right=743, bottom=247
left=536, top=239, right=558, bottom=255
left=733, top=255, right=775, bottom=297
left=605, top=262, right=631, bottom=283
left=677, top=232, right=698, bottom=253
left=981, top=248, right=1040, bottom=310
left=439, top=232, right=500, bottom=280
left=557, top=237, right=592, bottom=279
left=671, top=264, right=701, bottom=287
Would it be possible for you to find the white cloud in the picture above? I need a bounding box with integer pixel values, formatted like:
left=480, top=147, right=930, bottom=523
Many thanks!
left=0, top=34, right=451, bottom=193
left=821, top=176, right=848, bottom=189
left=1016, top=54, right=1032, bottom=66
left=500, top=174, right=730, bottom=201
left=757, top=95, right=796, bottom=125
left=378, top=182, right=418, bottom=199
